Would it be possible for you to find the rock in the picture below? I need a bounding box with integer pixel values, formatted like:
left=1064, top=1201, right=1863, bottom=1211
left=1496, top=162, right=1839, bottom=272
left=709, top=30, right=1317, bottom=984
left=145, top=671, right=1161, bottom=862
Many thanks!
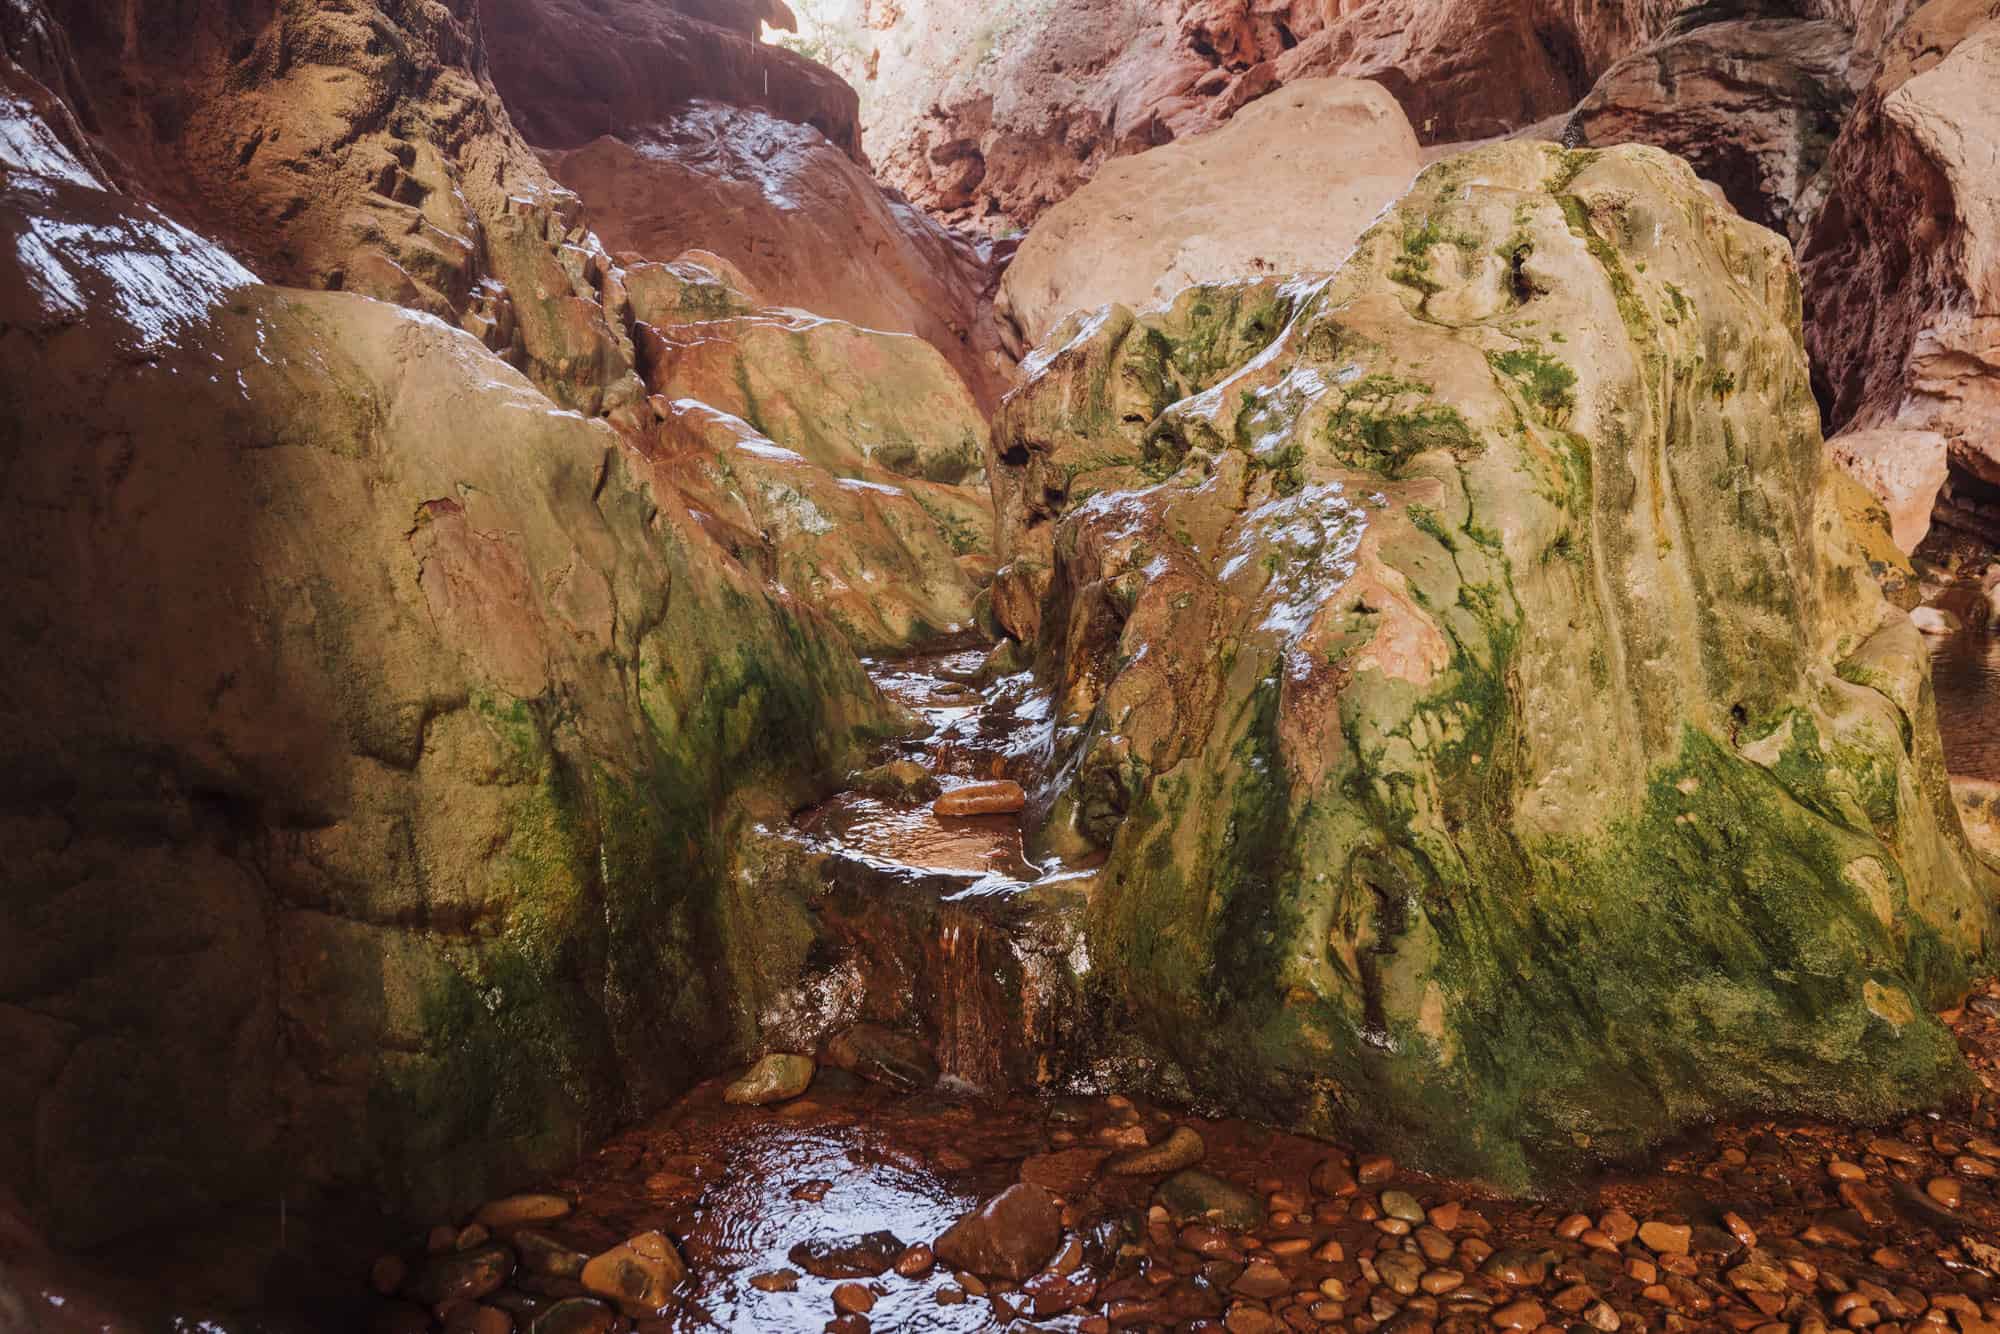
left=1569, top=16, right=1854, bottom=238
left=1020, top=1148, right=1112, bottom=1195
left=1380, top=1189, right=1425, bottom=1223
left=641, top=283, right=995, bottom=653
left=749, top=1269, right=798, bottom=1293
left=933, top=781, right=1029, bottom=817
left=1311, top=1158, right=1359, bottom=1197
left=1375, top=1250, right=1424, bottom=1295
left=1640, top=1221, right=1692, bottom=1255
left=529, top=1299, right=618, bottom=1334
left=933, top=1183, right=1064, bottom=1281
left=476, top=1195, right=573, bottom=1230
left=442, top=1306, right=511, bottom=1334
left=0, top=44, right=895, bottom=1246
left=407, top=1245, right=515, bottom=1306
left=844, top=0, right=1671, bottom=233
left=480, top=0, right=860, bottom=154
left=1494, top=1298, right=1549, bottom=1330
left=1152, top=1171, right=1264, bottom=1230
left=852, top=761, right=943, bottom=804
left=1955, top=780, right=2000, bottom=872
left=995, top=139, right=1995, bottom=1190
left=894, top=1244, right=936, bottom=1278
left=1801, top=8, right=2000, bottom=548
left=725, top=1054, right=816, bottom=1105
left=1912, top=606, right=1963, bottom=636
left=998, top=78, right=1421, bottom=346
left=1356, top=1155, right=1396, bottom=1186
left=580, top=1232, right=686, bottom=1317
left=1827, top=428, right=1951, bottom=555
left=788, top=1232, right=906, bottom=1280
left=515, top=1231, right=590, bottom=1279
left=1106, top=1126, right=1206, bottom=1176
left=824, top=1024, right=939, bottom=1092
left=831, top=1282, right=876, bottom=1314
left=1232, top=1258, right=1290, bottom=1299
left=531, top=104, right=1013, bottom=409
left=371, top=1255, right=407, bottom=1296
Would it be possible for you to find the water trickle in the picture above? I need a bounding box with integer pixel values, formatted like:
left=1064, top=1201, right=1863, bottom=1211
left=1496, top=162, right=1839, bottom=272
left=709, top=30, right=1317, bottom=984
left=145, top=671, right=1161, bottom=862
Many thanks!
left=786, top=638, right=1098, bottom=1095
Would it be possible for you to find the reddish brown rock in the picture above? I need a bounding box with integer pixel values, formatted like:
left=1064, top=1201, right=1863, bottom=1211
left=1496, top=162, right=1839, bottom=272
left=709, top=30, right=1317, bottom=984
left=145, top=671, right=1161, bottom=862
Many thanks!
left=479, top=0, right=861, bottom=154
left=934, top=1183, right=1064, bottom=1281
left=1800, top=1, right=2000, bottom=547
left=537, top=107, right=1011, bottom=408
left=1569, top=13, right=1856, bottom=238
left=838, top=0, right=1681, bottom=232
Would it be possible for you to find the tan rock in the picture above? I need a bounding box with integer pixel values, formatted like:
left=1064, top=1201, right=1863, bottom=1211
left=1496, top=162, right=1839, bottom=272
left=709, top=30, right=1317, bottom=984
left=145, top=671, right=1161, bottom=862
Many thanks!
left=999, top=78, right=1420, bottom=347
left=581, top=1231, right=687, bottom=1318
left=1826, top=428, right=1950, bottom=556
left=996, top=138, right=1995, bottom=1188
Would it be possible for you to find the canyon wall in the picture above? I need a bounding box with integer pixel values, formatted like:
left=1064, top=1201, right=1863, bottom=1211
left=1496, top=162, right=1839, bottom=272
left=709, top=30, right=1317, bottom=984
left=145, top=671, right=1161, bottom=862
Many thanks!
left=0, top=0, right=998, bottom=1248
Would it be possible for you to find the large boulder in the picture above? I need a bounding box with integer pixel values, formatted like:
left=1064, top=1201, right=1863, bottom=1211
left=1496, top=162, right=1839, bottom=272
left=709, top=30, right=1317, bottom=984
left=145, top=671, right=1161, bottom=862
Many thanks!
left=1568, top=13, right=1856, bottom=239
left=997, top=78, right=1420, bottom=348
left=996, top=140, right=1997, bottom=1187
left=0, top=88, right=887, bottom=1246
left=1799, top=1, right=2000, bottom=547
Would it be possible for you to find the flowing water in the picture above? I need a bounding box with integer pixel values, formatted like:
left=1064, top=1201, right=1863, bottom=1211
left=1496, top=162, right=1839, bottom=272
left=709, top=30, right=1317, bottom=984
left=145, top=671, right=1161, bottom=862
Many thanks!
left=29, top=636, right=2000, bottom=1332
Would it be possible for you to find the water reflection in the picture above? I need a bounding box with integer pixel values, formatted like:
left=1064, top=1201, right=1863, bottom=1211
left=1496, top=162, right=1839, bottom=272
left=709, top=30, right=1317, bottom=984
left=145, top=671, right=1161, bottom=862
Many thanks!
left=1932, top=624, right=2000, bottom=781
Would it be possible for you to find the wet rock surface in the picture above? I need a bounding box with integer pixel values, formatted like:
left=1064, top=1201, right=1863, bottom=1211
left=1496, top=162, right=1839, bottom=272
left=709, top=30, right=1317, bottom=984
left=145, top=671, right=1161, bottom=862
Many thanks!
left=994, top=139, right=1997, bottom=1185
left=301, top=978, right=2000, bottom=1333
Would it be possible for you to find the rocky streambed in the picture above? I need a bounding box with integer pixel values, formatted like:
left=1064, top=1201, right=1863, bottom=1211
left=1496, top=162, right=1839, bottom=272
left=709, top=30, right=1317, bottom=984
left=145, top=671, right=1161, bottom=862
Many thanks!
left=356, top=976, right=2000, bottom=1334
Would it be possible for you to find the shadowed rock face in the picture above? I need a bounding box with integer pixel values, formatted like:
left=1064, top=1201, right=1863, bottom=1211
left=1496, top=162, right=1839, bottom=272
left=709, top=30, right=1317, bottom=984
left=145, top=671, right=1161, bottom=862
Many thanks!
left=0, top=28, right=902, bottom=1248
left=1570, top=14, right=1856, bottom=239
left=995, top=141, right=1996, bottom=1188
left=478, top=0, right=862, bottom=155
left=1799, top=0, right=2000, bottom=546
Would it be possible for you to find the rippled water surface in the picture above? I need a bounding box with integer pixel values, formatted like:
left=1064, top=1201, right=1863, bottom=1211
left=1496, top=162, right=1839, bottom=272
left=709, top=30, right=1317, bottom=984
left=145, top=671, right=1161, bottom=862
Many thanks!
left=1933, top=625, right=2000, bottom=781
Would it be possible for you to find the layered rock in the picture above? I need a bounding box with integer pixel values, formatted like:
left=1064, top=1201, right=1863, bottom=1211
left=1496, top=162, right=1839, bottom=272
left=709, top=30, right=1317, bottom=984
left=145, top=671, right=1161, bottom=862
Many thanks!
left=1568, top=12, right=1856, bottom=239
left=1, top=46, right=893, bottom=1251
left=537, top=105, right=1012, bottom=407
left=1799, top=0, right=2000, bottom=546
left=996, top=141, right=1996, bottom=1185
left=478, top=0, right=861, bottom=155
left=831, top=0, right=1680, bottom=231
left=997, top=78, right=1420, bottom=348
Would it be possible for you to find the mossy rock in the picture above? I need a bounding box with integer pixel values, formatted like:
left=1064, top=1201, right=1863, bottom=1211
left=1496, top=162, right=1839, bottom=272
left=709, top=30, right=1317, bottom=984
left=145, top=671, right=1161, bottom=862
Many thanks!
left=1004, top=141, right=1999, bottom=1189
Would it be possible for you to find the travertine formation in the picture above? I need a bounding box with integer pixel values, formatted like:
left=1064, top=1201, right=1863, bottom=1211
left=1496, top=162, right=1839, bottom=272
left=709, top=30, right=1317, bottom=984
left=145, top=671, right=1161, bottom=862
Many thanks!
left=993, top=142, right=1994, bottom=1183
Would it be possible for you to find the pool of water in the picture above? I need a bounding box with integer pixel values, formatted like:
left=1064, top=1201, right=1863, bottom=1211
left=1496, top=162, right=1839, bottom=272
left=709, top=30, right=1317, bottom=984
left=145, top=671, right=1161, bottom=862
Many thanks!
left=1932, top=625, right=2000, bottom=781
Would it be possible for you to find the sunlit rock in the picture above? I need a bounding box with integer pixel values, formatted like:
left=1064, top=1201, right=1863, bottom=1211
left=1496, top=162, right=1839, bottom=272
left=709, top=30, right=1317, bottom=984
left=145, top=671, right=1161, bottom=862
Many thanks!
left=997, top=140, right=1997, bottom=1187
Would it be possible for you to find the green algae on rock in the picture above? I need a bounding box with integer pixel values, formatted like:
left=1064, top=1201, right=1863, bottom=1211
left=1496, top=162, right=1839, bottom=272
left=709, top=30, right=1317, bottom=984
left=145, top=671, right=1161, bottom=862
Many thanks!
left=0, top=175, right=893, bottom=1241
left=994, top=141, right=2000, bottom=1189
